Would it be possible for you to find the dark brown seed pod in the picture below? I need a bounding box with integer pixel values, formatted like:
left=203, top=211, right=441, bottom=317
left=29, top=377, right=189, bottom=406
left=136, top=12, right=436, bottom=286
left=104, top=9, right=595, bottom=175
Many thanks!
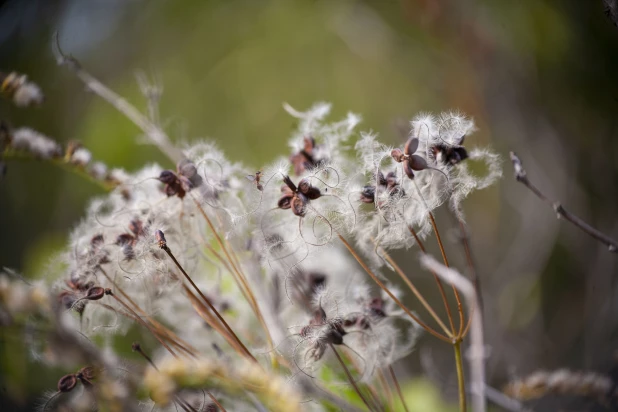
left=158, top=170, right=177, bottom=185
left=291, top=193, right=307, bottom=217
left=304, top=186, right=321, bottom=200
left=360, top=186, right=376, bottom=203
left=404, top=137, right=420, bottom=156
left=282, top=175, right=297, bottom=192
left=116, top=233, right=135, bottom=246
left=278, top=194, right=293, bottom=210
left=403, top=160, right=416, bottom=180
left=57, top=374, right=77, bottom=393
left=298, top=178, right=321, bottom=200
left=391, top=148, right=405, bottom=163
left=297, top=179, right=311, bottom=195
left=85, top=286, right=105, bottom=301
left=409, top=154, right=428, bottom=171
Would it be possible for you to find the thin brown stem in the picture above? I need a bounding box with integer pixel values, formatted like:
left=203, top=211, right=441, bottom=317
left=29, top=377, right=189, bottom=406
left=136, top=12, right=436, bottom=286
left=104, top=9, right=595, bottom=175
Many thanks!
left=99, top=269, right=198, bottom=357
left=181, top=283, right=250, bottom=358
left=376, top=245, right=453, bottom=338
left=330, top=344, right=373, bottom=411
left=105, top=290, right=178, bottom=358
left=161, top=243, right=256, bottom=362
left=428, top=213, right=465, bottom=338
left=510, top=151, right=618, bottom=253
left=406, top=225, right=456, bottom=334
left=207, top=392, right=227, bottom=412
left=338, top=234, right=451, bottom=343
left=388, top=365, right=409, bottom=412
left=343, top=348, right=383, bottom=411
left=191, top=194, right=276, bottom=365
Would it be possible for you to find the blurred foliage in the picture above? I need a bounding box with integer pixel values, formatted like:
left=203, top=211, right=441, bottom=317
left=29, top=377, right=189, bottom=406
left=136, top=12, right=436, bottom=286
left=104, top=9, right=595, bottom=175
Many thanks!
left=1, top=0, right=618, bottom=411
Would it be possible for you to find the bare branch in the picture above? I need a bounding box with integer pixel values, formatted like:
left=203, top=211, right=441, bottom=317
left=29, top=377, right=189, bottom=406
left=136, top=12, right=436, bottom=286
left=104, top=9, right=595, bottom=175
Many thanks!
left=420, top=254, right=486, bottom=412
left=510, top=151, right=618, bottom=253
left=52, top=32, right=183, bottom=163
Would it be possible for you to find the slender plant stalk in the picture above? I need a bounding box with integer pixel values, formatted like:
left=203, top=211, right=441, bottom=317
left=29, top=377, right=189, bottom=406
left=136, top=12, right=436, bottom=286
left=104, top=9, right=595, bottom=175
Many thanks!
left=428, top=213, right=465, bottom=338
left=454, top=342, right=467, bottom=412
left=160, top=242, right=257, bottom=362
left=54, top=33, right=183, bottom=163
left=191, top=194, right=277, bottom=367
left=182, top=283, right=250, bottom=358
left=407, top=223, right=457, bottom=334
left=343, top=348, right=383, bottom=411
left=388, top=365, right=409, bottom=412
left=100, top=269, right=198, bottom=357
left=100, top=302, right=196, bottom=358
left=376, top=245, right=453, bottom=338
left=338, top=234, right=451, bottom=343
left=329, top=344, right=373, bottom=411
left=510, top=151, right=618, bottom=253
left=207, top=391, right=228, bottom=412
left=3, top=150, right=117, bottom=191
left=105, top=290, right=178, bottom=358
left=421, top=255, right=486, bottom=412
left=377, top=369, right=395, bottom=411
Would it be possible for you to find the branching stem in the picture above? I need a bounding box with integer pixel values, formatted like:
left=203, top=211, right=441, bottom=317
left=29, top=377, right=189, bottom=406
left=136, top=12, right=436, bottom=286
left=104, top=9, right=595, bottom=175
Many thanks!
left=338, top=234, right=451, bottom=343
left=510, top=151, right=618, bottom=253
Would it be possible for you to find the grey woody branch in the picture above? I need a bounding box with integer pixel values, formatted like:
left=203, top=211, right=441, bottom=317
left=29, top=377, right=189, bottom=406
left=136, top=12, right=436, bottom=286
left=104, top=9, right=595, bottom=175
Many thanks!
left=510, top=151, right=618, bottom=253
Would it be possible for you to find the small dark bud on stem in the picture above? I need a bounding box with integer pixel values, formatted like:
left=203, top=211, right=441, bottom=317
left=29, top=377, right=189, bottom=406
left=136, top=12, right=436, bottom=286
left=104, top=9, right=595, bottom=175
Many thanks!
left=155, top=229, right=167, bottom=249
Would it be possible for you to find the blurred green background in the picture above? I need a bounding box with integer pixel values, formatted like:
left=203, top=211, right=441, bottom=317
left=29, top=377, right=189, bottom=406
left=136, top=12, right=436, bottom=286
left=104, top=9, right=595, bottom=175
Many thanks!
left=1, top=0, right=618, bottom=410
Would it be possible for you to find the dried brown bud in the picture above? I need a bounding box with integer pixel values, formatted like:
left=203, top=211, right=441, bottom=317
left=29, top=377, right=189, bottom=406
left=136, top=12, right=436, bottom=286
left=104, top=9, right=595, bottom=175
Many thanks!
left=291, top=194, right=307, bottom=217
left=391, top=148, right=404, bottom=163
left=90, top=234, right=104, bottom=247
left=57, top=374, right=77, bottom=392
left=116, top=233, right=135, bottom=246
left=85, top=286, right=105, bottom=301
left=360, top=186, right=376, bottom=203
left=278, top=194, right=293, bottom=210
left=403, top=160, right=416, bottom=180
left=282, top=175, right=297, bottom=192
left=77, top=366, right=96, bottom=381
left=298, top=178, right=321, bottom=199
left=158, top=170, right=177, bottom=185
left=155, top=229, right=167, bottom=248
